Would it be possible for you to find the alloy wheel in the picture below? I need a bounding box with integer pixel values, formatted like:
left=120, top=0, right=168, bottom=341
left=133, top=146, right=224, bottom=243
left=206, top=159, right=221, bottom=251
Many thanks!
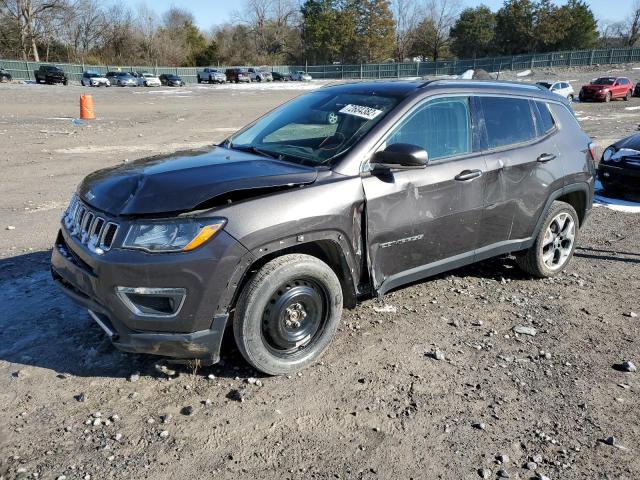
left=541, top=212, right=575, bottom=271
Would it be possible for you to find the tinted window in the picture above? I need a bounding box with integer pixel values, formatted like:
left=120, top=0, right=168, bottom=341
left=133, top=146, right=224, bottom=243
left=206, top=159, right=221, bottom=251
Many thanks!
left=480, top=97, right=536, bottom=149
left=618, top=78, right=629, bottom=85
left=533, top=101, right=555, bottom=135
left=592, top=77, right=615, bottom=85
left=386, top=97, right=472, bottom=161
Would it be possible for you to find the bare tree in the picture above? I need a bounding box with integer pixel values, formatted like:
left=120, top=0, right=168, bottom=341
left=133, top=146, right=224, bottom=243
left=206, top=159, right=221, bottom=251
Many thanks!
left=624, top=0, right=640, bottom=46
left=233, top=0, right=300, bottom=64
left=0, top=0, right=66, bottom=61
left=136, top=3, right=159, bottom=63
left=411, top=0, right=461, bottom=61
left=392, top=0, right=420, bottom=61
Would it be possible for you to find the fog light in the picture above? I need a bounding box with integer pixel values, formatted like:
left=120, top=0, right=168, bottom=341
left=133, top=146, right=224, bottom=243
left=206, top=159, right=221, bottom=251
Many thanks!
left=116, top=287, right=186, bottom=317
left=603, top=172, right=610, bottom=178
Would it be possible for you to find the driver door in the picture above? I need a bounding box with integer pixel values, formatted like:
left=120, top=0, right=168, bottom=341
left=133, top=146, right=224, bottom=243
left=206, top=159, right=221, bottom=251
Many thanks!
left=362, top=96, right=486, bottom=292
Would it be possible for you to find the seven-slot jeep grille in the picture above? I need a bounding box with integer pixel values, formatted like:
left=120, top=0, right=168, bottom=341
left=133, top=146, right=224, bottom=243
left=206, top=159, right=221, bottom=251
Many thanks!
left=63, top=195, right=119, bottom=253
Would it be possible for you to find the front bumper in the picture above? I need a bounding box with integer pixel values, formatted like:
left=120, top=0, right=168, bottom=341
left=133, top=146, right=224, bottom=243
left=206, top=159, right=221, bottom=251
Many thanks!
left=598, top=164, right=640, bottom=191
left=50, top=223, right=251, bottom=362
left=580, top=89, right=607, bottom=101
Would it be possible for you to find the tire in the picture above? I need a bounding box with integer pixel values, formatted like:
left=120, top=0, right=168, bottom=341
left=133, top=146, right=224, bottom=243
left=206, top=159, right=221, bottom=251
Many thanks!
left=624, top=90, right=631, bottom=101
left=516, top=201, right=579, bottom=278
left=197, top=77, right=201, bottom=84
left=604, top=92, right=611, bottom=102
left=567, top=94, right=574, bottom=101
left=234, top=254, right=343, bottom=375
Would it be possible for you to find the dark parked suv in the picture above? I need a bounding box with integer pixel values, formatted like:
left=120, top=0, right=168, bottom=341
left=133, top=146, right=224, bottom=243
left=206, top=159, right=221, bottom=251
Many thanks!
left=35, top=65, right=68, bottom=85
left=51, top=80, right=595, bottom=375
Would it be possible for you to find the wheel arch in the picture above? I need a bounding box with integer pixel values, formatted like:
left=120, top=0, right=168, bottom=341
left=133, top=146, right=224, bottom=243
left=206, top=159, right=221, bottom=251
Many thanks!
left=532, top=182, right=592, bottom=240
left=219, top=235, right=361, bottom=319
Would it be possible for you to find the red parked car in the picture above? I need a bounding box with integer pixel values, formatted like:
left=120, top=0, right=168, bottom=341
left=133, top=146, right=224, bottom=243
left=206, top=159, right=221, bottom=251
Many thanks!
left=579, top=77, right=634, bottom=102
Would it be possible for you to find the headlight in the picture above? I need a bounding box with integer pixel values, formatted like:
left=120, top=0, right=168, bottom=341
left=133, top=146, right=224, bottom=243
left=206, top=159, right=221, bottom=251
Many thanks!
left=123, top=219, right=225, bottom=253
left=603, top=147, right=615, bottom=162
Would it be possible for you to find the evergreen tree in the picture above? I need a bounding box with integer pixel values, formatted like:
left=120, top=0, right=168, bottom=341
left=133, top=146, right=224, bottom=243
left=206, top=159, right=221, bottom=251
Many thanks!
left=357, top=0, right=396, bottom=62
left=449, top=5, right=496, bottom=58
left=555, top=0, right=598, bottom=50
left=494, top=0, right=537, bottom=55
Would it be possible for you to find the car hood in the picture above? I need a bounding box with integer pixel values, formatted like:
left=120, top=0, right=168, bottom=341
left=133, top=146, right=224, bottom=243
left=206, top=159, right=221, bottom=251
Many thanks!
left=613, top=134, right=640, bottom=153
left=78, top=146, right=318, bottom=216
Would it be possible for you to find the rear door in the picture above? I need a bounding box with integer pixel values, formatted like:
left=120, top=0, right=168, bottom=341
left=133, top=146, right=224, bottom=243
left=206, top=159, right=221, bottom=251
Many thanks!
left=476, top=96, right=564, bottom=251
left=363, top=95, right=486, bottom=291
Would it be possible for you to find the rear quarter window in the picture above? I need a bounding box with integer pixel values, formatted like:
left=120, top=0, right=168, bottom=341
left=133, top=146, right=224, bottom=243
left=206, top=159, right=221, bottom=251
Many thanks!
left=479, top=97, right=536, bottom=149
left=533, top=101, right=555, bottom=136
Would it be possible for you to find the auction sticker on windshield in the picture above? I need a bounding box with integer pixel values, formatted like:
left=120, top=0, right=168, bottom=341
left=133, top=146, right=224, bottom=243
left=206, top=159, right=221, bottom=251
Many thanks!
left=339, top=104, right=383, bottom=120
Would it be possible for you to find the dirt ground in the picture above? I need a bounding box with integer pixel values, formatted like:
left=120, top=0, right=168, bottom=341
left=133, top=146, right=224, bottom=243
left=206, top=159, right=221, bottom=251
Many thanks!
left=1, top=66, right=639, bottom=480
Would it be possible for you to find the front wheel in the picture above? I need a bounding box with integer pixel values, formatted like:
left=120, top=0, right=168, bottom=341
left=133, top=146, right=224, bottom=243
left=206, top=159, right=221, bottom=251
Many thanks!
left=567, top=94, right=574, bottom=101
left=604, top=92, right=611, bottom=102
left=516, top=201, right=579, bottom=278
left=624, top=90, right=632, bottom=101
left=234, top=254, right=343, bottom=375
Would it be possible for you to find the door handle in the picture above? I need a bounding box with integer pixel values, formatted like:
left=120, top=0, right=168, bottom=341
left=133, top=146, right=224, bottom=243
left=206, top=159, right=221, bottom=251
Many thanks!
left=537, top=153, right=556, bottom=163
left=455, top=169, right=483, bottom=181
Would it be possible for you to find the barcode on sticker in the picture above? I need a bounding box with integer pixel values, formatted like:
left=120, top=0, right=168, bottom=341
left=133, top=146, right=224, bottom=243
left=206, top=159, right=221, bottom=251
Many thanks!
left=339, top=104, right=383, bottom=120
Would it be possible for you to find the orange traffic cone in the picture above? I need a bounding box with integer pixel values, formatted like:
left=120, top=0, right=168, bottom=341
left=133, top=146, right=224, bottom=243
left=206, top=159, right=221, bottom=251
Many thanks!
left=80, top=94, right=96, bottom=120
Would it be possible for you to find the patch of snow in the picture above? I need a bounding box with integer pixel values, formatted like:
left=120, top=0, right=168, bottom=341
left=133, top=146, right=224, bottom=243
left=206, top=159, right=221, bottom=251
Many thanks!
left=516, top=69, right=532, bottom=77
left=625, top=106, right=640, bottom=111
left=146, top=89, right=193, bottom=95
left=457, top=69, right=474, bottom=80
left=594, top=180, right=640, bottom=213
left=194, top=80, right=329, bottom=92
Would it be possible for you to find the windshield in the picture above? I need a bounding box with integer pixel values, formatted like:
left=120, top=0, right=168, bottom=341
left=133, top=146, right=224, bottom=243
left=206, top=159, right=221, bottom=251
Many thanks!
left=227, top=90, right=401, bottom=166
left=536, top=82, right=552, bottom=89
left=592, top=78, right=615, bottom=85
left=86, top=72, right=100, bottom=77
left=117, top=73, right=133, bottom=77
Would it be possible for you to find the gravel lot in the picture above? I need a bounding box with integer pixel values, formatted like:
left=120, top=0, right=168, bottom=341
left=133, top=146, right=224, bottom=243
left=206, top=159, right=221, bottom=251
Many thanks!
left=1, top=66, right=639, bottom=480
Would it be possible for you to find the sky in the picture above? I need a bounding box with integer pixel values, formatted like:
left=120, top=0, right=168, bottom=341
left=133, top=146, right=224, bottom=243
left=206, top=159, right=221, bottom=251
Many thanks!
left=146, top=0, right=628, bottom=30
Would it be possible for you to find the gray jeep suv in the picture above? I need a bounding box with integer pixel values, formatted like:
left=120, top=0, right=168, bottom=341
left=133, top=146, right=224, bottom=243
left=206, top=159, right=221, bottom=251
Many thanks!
left=51, top=80, right=595, bottom=375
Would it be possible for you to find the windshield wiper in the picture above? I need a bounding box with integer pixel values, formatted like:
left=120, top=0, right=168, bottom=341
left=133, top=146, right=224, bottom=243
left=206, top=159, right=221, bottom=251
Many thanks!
left=227, top=144, right=282, bottom=160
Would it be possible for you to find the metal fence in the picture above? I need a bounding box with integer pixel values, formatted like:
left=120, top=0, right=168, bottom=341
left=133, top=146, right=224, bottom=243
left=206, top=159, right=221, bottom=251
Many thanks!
left=2, top=47, right=640, bottom=83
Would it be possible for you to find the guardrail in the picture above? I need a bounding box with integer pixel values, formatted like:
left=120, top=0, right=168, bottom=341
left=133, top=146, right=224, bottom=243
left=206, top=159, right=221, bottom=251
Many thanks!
left=2, top=47, right=640, bottom=83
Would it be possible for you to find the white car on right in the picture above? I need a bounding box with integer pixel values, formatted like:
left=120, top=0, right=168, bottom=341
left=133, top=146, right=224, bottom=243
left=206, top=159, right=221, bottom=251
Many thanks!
left=536, top=81, right=575, bottom=101
left=290, top=71, right=312, bottom=82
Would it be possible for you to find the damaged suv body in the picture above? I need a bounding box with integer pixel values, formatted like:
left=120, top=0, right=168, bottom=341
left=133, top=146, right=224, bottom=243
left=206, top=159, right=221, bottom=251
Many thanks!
left=51, top=80, right=595, bottom=375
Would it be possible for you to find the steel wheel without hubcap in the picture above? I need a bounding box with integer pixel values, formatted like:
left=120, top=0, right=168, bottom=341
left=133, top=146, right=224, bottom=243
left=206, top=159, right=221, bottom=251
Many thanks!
left=541, top=212, right=575, bottom=271
left=234, top=253, right=343, bottom=375
left=261, top=279, right=328, bottom=357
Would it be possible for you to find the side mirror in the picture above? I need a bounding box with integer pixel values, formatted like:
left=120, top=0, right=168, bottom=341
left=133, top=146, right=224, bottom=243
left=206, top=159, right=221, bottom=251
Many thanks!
left=371, top=143, right=428, bottom=170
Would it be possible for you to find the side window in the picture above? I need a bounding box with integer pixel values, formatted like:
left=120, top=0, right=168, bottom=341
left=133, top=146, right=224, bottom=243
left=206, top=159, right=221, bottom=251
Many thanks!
left=533, top=101, right=555, bottom=136
left=385, top=97, right=472, bottom=161
left=480, top=97, right=536, bottom=149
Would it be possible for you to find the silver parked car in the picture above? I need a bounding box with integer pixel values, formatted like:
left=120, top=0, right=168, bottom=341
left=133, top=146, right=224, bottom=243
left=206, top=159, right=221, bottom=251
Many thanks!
left=247, top=68, right=273, bottom=82
left=106, top=71, right=137, bottom=87
left=290, top=70, right=312, bottom=81
left=81, top=71, right=110, bottom=87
